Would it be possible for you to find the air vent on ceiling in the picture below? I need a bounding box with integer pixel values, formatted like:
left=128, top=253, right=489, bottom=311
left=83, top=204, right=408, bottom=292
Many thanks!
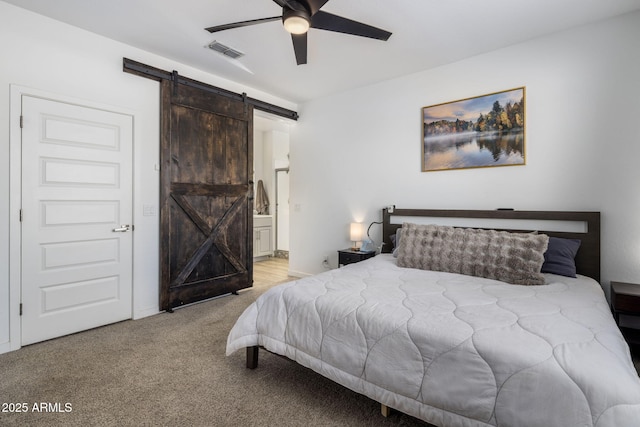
left=207, top=40, right=244, bottom=59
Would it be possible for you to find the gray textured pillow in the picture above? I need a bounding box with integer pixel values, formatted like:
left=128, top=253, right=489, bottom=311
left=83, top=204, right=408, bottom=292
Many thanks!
left=396, top=223, right=549, bottom=286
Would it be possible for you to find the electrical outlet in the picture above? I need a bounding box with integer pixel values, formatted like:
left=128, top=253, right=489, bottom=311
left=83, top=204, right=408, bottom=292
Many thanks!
left=322, top=255, right=330, bottom=269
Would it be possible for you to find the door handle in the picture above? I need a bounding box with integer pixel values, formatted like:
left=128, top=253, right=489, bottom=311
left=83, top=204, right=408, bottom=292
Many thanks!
left=112, top=224, right=132, bottom=232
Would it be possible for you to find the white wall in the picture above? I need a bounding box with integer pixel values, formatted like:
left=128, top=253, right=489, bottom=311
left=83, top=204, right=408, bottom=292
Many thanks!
left=0, top=1, right=296, bottom=353
left=289, top=10, right=640, bottom=297
left=275, top=167, right=291, bottom=252
left=263, top=130, right=290, bottom=212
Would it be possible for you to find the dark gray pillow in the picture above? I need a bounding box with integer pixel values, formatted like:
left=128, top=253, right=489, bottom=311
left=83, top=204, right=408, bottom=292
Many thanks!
left=541, top=237, right=581, bottom=278
left=396, top=223, right=549, bottom=285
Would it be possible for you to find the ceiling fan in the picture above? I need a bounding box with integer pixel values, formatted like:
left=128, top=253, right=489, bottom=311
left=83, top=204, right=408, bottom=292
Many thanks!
left=205, top=0, right=392, bottom=65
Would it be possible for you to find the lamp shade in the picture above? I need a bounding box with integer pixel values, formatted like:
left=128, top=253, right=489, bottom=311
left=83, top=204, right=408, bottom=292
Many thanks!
left=350, top=222, right=363, bottom=243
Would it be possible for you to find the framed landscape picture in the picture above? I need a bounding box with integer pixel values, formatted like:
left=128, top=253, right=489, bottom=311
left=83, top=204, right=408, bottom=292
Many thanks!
left=422, top=87, right=525, bottom=172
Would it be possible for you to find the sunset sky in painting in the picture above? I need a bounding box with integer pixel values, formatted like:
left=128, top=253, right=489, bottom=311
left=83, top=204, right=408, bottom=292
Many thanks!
left=423, top=88, right=524, bottom=124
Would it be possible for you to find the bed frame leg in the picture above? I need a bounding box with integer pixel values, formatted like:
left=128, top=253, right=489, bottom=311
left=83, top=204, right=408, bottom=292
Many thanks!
left=246, top=346, right=259, bottom=369
left=381, top=404, right=391, bottom=417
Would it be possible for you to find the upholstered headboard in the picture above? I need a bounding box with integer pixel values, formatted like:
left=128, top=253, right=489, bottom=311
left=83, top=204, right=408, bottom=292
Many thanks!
left=381, top=208, right=600, bottom=282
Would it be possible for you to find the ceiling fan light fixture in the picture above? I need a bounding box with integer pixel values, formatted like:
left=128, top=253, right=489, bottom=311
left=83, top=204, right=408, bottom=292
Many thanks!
left=283, top=9, right=310, bottom=34
left=206, top=0, right=393, bottom=66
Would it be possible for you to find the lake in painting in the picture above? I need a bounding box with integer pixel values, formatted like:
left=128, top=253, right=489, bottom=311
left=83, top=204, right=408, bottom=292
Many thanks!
left=423, top=130, right=524, bottom=171
left=422, top=88, right=525, bottom=172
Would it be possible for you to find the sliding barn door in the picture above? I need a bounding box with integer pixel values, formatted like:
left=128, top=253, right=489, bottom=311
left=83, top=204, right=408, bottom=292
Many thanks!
left=160, top=80, right=253, bottom=311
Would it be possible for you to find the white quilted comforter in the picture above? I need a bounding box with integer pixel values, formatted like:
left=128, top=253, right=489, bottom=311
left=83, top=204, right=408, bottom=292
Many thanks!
left=227, top=255, right=640, bottom=426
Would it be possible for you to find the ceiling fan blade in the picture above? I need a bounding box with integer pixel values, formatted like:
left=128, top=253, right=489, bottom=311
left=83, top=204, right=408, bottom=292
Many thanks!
left=310, top=11, right=391, bottom=40
left=304, top=0, right=331, bottom=15
left=205, top=16, right=281, bottom=33
left=291, top=33, right=308, bottom=65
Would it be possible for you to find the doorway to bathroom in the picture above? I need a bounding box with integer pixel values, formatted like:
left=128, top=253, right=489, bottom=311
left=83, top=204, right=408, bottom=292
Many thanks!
left=253, top=111, right=292, bottom=266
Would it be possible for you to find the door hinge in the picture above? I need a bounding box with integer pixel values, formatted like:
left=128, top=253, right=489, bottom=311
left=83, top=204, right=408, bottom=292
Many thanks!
left=19, top=303, right=23, bottom=316
left=19, top=209, right=23, bottom=222
left=20, top=115, right=23, bottom=128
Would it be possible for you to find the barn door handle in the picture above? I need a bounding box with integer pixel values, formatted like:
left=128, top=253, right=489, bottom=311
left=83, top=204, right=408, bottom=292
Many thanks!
left=112, top=224, right=132, bottom=232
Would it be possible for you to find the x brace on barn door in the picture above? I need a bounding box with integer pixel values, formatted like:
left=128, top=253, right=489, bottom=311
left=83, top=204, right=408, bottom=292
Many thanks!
left=169, top=192, right=248, bottom=291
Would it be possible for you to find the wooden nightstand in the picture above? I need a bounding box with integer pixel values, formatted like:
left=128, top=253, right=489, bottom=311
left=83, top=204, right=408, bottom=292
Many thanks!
left=338, top=249, right=375, bottom=267
left=610, top=281, right=640, bottom=348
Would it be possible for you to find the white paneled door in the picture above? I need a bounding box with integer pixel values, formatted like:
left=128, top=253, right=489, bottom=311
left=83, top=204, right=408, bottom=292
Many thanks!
left=20, top=96, right=133, bottom=346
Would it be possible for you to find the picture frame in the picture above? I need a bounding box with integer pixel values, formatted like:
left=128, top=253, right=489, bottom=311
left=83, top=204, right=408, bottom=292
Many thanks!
left=422, top=87, right=525, bottom=172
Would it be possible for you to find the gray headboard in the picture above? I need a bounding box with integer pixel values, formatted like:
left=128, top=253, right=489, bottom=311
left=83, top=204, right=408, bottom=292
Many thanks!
left=382, top=208, right=601, bottom=282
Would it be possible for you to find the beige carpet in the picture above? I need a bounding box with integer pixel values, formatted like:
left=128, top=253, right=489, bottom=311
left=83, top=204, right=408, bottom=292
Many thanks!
left=1, top=273, right=639, bottom=427
left=0, top=277, right=429, bottom=427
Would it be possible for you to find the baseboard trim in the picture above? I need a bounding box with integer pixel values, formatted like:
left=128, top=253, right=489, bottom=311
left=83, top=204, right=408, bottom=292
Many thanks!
left=287, top=270, right=312, bottom=278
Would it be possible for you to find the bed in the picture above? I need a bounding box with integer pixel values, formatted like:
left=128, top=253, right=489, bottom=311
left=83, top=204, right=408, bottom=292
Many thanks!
left=226, top=208, right=640, bottom=426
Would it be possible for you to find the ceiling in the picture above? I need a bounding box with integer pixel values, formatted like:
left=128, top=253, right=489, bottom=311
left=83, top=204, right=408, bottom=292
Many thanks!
left=5, top=0, right=640, bottom=104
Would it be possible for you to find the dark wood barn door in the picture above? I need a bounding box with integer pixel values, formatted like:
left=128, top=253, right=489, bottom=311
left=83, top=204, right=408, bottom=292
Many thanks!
left=160, top=80, right=253, bottom=311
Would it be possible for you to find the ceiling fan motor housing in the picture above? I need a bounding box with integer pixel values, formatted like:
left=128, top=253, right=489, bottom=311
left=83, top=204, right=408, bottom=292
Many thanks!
left=283, top=0, right=311, bottom=14
left=282, top=7, right=311, bottom=34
